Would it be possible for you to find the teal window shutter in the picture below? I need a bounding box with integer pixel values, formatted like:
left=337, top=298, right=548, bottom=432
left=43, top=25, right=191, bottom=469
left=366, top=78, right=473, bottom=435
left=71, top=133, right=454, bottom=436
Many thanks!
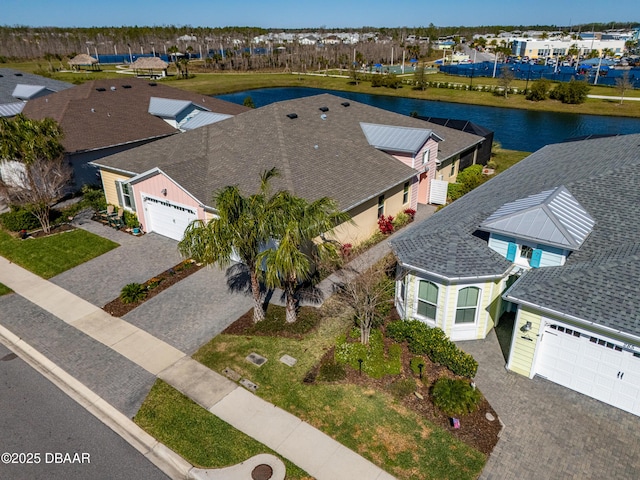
left=530, top=249, right=542, bottom=268
left=506, top=242, right=517, bottom=262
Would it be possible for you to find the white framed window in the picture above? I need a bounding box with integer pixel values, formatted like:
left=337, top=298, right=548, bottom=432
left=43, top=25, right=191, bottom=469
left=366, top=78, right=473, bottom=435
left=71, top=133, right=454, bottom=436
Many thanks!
left=422, top=148, right=430, bottom=165
left=455, top=286, right=480, bottom=324
left=520, top=245, right=533, bottom=260
left=116, top=180, right=135, bottom=211
left=403, top=181, right=410, bottom=204
left=377, top=195, right=385, bottom=218
left=416, top=280, right=438, bottom=322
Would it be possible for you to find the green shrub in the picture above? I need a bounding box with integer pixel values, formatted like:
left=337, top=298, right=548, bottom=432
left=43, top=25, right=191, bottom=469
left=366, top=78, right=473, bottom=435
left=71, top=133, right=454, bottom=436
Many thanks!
left=448, top=164, right=485, bottom=202
left=123, top=210, right=139, bottom=228
left=388, top=378, right=417, bottom=399
left=318, top=358, right=346, bottom=382
left=0, top=207, right=41, bottom=231
left=392, top=211, right=411, bottom=229
left=432, top=378, right=482, bottom=416
left=550, top=78, right=590, bottom=104
left=387, top=319, right=478, bottom=378
left=371, top=75, right=385, bottom=87
left=526, top=78, right=550, bottom=101
left=120, top=283, right=147, bottom=304
left=81, top=185, right=107, bottom=212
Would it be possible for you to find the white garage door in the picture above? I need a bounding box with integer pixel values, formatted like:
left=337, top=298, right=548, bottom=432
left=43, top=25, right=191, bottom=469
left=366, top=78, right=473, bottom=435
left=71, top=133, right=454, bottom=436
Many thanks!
left=143, top=195, right=197, bottom=241
left=535, top=322, right=640, bottom=416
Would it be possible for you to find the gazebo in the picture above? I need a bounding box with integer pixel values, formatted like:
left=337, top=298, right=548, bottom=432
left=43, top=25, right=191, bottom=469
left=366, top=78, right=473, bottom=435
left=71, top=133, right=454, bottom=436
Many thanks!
left=68, top=54, right=99, bottom=71
left=130, top=57, right=169, bottom=78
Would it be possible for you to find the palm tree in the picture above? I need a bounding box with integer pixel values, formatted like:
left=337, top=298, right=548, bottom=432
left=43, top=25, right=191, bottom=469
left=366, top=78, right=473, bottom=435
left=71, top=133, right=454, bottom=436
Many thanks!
left=259, top=193, right=349, bottom=323
left=178, top=168, right=280, bottom=323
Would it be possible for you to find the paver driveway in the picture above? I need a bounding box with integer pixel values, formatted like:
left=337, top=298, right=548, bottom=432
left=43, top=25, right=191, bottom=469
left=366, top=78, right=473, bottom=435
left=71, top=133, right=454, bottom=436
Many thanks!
left=460, top=327, right=640, bottom=480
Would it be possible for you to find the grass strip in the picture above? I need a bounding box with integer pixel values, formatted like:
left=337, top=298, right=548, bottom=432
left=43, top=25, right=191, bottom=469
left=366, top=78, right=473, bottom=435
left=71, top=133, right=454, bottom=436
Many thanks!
left=134, top=380, right=311, bottom=479
left=0, top=229, right=118, bottom=278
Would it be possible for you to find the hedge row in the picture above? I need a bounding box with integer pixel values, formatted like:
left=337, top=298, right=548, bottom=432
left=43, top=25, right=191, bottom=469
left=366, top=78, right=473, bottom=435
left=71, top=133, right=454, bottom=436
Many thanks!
left=0, top=208, right=41, bottom=231
left=386, top=319, right=478, bottom=378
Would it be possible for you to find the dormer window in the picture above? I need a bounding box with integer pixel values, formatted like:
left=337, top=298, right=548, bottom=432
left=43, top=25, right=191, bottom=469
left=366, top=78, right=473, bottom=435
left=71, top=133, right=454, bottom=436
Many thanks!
left=520, top=245, right=533, bottom=260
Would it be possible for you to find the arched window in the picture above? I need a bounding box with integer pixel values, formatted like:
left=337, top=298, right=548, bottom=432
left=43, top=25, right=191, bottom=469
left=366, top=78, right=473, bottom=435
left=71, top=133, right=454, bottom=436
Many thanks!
left=417, top=280, right=438, bottom=321
left=455, top=287, right=480, bottom=324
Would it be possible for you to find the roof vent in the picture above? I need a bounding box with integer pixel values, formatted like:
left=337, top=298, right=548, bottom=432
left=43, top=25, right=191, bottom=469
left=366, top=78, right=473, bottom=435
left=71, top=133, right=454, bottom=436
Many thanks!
left=110, top=86, right=116, bottom=91
left=149, top=82, right=157, bottom=86
left=0, top=75, right=3, bottom=78
left=122, top=85, right=132, bottom=89
left=286, top=113, right=298, bottom=119
left=341, top=102, right=350, bottom=107
left=91, top=108, right=95, bottom=113
left=14, top=73, right=23, bottom=76
left=319, top=106, right=329, bottom=112
left=96, top=87, right=106, bottom=92
left=320, top=114, right=327, bottom=120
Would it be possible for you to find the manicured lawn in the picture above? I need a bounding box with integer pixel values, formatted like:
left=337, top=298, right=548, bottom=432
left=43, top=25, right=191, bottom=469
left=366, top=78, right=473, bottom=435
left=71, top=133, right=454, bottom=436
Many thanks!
left=191, top=305, right=486, bottom=480
left=492, top=148, right=531, bottom=173
left=135, top=380, right=311, bottom=480
left=0, top=283, right=12, bottom=295
left=0, top=229, right=118, bottom=278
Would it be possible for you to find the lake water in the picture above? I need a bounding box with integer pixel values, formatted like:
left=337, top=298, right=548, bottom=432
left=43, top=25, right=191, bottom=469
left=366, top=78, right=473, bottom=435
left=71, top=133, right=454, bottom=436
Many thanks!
left=216, top=87, right=640, bottom=152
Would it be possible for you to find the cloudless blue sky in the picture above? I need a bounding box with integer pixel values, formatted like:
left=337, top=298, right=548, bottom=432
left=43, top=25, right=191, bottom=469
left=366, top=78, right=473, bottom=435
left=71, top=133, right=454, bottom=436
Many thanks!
left=3, top=0, right=639, bottom=29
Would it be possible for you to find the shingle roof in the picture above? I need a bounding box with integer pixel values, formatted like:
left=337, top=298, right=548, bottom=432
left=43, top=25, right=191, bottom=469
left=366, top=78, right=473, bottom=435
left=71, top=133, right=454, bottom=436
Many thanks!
left=0, top=68, right=72, bottom=104
left=391, top=133, right=640, bottom=336
left=93, top=93, right=424, bottom=211
left=479, top=185, right=595, bottom=250
left=21, top=78, right=248, bottom=154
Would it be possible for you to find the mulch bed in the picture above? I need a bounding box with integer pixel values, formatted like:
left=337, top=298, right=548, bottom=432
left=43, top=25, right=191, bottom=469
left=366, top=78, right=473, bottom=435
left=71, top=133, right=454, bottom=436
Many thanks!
left=335, top=338, right=502, bottom=456
left=26, top=223, right=76, bottom=239
left=223, top=312, right=502, bottom=456
left=102, top=260, right=204, bottom=317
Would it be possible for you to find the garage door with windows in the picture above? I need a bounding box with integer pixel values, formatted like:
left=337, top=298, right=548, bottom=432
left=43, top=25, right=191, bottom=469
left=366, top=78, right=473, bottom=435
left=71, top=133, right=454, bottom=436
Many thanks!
left=142, top=195, right=197, bottom=241
left=535, top=321, right=640, bottom=416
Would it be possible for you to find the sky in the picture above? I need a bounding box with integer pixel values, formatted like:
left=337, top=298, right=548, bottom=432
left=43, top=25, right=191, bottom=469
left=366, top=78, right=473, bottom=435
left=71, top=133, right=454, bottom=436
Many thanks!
left=2, top=0, right=638, bottom=29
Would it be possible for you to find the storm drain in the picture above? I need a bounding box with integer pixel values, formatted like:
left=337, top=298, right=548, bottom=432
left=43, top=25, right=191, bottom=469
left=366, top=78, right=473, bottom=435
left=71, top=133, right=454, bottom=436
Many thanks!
left=251, top=464, right=273, bottom=480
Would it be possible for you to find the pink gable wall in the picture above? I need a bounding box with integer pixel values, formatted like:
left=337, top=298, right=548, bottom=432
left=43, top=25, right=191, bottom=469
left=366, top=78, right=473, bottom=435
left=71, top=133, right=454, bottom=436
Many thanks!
left=131, top=172, right=206, bottom=233
left=388, top=138, right=440, bottom=205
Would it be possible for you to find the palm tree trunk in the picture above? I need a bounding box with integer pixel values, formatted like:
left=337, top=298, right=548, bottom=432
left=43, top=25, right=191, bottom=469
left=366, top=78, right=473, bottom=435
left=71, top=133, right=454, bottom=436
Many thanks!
left=284, top=277, right=298, bottom=323
left=285, top=293, right=297, bottom=323
left=250, top=271, right=265, bottom=323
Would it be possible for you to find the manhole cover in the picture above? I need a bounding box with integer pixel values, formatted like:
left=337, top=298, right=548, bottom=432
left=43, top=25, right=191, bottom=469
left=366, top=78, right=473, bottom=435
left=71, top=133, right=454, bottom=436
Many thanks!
left=251, top=463, right=273, bottom=480
left=1, top=353, right=17, bottom=362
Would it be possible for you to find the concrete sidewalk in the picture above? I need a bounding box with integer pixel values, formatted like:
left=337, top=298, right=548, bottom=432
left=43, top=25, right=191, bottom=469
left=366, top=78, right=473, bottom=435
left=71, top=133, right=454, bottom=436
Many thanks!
left=0, top=256, right=395, bottom=480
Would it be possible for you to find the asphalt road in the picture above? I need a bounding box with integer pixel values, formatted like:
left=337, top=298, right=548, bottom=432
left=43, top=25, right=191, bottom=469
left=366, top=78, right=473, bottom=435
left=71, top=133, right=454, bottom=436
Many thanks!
left=0, top=343, right=168, bottom=480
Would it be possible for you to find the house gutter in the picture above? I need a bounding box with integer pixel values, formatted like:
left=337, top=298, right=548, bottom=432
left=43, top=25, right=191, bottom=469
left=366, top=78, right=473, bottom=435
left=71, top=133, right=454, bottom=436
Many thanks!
left=89, top=164, right=138, bottom=176
left=396, top=259, right=507, bottom=283
left=441, top=139, right=485, bottom=163
left=503, top=294, right=640, bottom=346
left=71, top=133, right=176, bottom=155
